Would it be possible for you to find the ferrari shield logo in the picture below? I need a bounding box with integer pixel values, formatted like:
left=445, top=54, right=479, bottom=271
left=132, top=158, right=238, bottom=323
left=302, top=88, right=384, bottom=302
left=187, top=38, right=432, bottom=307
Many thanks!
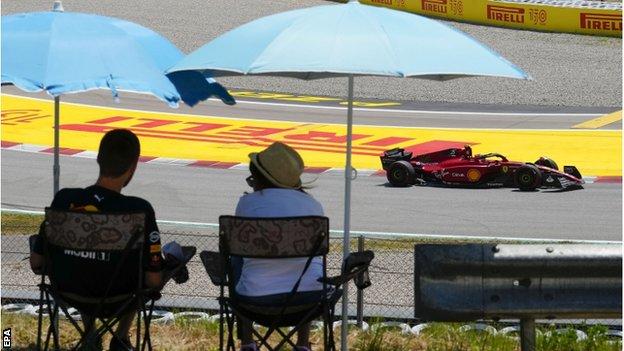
left=502, top=165, right=509, bottom=173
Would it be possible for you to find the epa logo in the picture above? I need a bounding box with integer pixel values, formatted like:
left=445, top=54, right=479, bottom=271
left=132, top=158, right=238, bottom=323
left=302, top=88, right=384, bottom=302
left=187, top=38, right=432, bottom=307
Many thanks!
left=2, top=328, right=11, bottom=349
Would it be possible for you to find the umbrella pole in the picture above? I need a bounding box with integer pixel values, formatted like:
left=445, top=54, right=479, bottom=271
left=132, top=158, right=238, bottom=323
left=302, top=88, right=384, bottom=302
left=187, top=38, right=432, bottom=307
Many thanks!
left=341, top=74, right=354, bottom=351
left=53, top=96, right=60, bottom=195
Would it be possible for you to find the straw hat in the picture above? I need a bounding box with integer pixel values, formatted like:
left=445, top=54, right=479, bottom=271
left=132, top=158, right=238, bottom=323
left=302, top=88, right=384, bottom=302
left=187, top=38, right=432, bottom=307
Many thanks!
left=249, top=142, right=304, bottom=189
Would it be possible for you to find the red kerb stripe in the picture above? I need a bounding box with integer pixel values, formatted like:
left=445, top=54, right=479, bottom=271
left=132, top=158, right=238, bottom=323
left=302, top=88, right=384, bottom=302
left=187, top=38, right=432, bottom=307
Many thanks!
left=1, top=141, right=21, bottom=148
left=189, top=160, right=220, bottom=167
left=594, top=176, right=622, bottom=183
left=41, top=147, right=85, bottom=155
left=209, top=162, right=239, bottom=169
left=139, top=156, right=157, bottom=162
left=304, top=167, right=331, bottom=174
left=373, top=170, right=386, bottom=177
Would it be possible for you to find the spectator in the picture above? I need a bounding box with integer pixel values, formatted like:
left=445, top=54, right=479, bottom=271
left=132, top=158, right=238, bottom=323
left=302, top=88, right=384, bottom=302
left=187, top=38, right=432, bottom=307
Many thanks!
left=234, top=142, right=323, bottom=351
left=30, top=129, right=163, bottom=351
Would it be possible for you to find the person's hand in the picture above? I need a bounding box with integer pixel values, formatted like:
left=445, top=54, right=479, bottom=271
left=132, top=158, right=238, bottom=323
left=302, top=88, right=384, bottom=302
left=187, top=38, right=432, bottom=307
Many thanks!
left=172, top=265, right=189, bottom=284
left=165, top=253, right=189, bottom=284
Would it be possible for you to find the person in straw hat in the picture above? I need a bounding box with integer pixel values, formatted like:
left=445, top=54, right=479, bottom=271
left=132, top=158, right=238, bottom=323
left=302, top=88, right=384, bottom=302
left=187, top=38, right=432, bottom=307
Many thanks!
left=234, top=141, right=324, bottom=351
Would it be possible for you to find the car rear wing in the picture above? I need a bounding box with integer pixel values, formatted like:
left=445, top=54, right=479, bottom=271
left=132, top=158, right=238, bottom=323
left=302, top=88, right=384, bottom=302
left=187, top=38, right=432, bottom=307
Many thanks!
left=380, top=148, right=412, bottom=170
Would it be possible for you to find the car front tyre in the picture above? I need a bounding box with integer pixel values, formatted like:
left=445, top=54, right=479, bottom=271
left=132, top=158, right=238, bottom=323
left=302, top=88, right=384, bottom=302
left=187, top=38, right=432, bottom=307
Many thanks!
left=534, top=157, right=558, bottom=170
left=515, top=164, right=542, bottom=191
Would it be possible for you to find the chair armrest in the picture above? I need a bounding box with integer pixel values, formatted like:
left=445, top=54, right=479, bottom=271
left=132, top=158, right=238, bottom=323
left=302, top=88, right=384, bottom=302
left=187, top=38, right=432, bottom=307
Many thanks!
left=200, top=250, right=227, bottom=286
left=318, top=250, right=374, bottom=289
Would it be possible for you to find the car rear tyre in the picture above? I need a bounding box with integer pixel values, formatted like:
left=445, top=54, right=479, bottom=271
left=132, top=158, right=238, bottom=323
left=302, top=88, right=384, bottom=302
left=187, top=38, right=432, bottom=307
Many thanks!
left=387, top=161, right=415, bottom=187
left=534, top=157, right=558, bottom=170
left=515, top=164, right=542, bottom=191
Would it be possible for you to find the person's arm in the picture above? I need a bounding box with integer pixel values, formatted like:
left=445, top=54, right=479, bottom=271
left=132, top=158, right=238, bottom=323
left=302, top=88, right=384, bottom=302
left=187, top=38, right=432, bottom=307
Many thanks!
left=30, top=252, right=44, bottom=275
left=145, top=270, right=162, bottom=289
left=29, top=223, right=46, bottom=275
left=31, top=190, right=69, bottom=275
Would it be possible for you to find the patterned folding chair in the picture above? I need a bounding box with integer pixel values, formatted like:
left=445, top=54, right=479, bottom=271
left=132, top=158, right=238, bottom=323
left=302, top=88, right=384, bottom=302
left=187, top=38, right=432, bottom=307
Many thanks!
left=35, top=208, right=159, bottom=351
left=200, top=215, right=374, bottom=351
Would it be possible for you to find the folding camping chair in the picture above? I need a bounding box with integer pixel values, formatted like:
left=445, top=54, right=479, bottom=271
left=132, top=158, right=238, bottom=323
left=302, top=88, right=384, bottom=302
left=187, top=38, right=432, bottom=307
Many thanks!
left=35, top=208, right=161, bottom=351
left=200, top=215, right=374, bottom=351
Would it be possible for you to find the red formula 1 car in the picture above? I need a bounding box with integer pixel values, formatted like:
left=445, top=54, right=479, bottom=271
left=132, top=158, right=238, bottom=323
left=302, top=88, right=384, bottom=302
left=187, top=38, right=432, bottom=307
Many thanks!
left=380, top=146, right=584, bottom=191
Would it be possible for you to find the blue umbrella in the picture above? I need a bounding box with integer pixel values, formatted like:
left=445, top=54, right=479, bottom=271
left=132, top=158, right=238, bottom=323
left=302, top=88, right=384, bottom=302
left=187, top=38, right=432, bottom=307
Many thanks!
left=2, top=2, right=235, bottom=194
left=169, top=1, right=529, bottom=346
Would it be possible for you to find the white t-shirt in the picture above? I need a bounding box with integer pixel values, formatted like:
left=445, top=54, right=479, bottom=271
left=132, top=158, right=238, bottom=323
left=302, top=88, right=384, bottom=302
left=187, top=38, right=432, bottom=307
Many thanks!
left=234, top=188, right=324, bottom=297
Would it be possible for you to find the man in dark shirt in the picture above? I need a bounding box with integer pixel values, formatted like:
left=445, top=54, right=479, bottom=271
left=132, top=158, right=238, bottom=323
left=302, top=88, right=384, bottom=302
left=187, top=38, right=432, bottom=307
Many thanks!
left=30, top=129, right=163, bottom=351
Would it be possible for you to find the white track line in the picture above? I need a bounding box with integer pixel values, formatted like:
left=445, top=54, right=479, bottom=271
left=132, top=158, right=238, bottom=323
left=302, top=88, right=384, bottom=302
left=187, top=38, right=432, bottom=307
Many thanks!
left=4, top=208, right=619, bottom=244
left=209, top=97, right=603, bottom=117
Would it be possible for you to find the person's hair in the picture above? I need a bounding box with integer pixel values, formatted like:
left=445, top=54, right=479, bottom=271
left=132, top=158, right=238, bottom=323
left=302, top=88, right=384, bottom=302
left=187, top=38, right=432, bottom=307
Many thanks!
left=249, top=162, right=278, bottom=190
left=97, top=129, right=140, bottom=177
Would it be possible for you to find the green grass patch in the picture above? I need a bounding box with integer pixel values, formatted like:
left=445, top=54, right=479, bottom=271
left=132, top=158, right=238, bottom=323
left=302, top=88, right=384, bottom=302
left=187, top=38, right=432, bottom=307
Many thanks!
left=2, top=312, right=620, bottom=351
left=1, top=212, right=42, bottom=236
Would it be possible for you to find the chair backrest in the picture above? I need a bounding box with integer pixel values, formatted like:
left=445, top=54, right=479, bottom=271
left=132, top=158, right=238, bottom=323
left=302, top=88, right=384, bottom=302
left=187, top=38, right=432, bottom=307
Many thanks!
left=43, top=208, right=146, bottom=298
left=218, top=216, right=329, bottom=258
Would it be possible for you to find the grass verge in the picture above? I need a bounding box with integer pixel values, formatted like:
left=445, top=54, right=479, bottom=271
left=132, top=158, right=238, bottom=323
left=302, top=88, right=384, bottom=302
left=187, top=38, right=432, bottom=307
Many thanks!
left=1, top=312, right=620, bottom=351
left=1, top=213, right=42, bottom=236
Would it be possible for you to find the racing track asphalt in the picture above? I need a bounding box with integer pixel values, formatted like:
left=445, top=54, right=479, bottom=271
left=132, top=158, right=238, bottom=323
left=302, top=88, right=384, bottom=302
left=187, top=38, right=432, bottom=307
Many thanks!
left=2, top=0, right=622, bottom=108
left=2, top=149, right=621, bottom=241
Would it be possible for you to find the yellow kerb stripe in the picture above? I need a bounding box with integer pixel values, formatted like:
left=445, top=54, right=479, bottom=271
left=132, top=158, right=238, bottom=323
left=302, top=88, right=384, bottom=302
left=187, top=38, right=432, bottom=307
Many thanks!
left=572, top=110, right=622, bottom=129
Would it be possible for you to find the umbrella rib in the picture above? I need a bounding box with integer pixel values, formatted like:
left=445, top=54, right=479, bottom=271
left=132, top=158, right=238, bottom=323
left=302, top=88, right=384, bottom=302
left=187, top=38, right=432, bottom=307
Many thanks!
left=43, top=15, right=58, bottom=92
left=248, top=15, right=309, bottom=74
left=358, top=6, right=403, bottom=77
left=326, top=6, right=350, bottom=75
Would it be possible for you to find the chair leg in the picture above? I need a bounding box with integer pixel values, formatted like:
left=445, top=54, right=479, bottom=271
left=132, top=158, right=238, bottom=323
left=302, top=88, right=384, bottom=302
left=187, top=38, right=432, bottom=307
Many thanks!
left=322, top=299, right=329, bottom=351
left=136, top=305, right=142, bottom=351
left=327, top=306, right=337, bottom=351
left=36, top=285, right=46, bottom=351
left=225, top=308, right=236, bottom=351
left=252, top=326, right=276, bottom=351
left=52, top=305, right=60, bottom=350
left=142, top=300, right=155, bottom=351
left=220, top=301, right=238, bottom=351
left=273, top=327, right=300, bottom=351
left=43, top=293, right=57, bottom=351
left=94, top=314, right=123, bottom=347
left=219, top=300, right=225, bottom=351
left=272, top=308, right=318, bottom=351
left=54, top=303, right=86, bottom=350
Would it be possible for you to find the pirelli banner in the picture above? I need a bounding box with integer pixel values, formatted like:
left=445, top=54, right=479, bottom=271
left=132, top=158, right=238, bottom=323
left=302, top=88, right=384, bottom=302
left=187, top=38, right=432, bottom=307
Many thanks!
left=361, top=0, right=622, bottom=37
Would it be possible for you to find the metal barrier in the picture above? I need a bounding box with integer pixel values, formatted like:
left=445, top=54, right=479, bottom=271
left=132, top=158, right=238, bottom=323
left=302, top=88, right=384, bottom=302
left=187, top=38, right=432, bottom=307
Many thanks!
left=414, top=243, right=623, bottom=350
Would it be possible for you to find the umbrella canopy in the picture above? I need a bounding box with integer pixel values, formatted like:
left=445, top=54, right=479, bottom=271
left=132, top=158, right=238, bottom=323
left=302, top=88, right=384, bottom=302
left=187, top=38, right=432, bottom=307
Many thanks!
left=2, top=10, right=235, bottom=106
left=2, top=6, right=235, bottom=194
left=168, top=2, right=529, bottom=348
left=170, top=1, right=528, bottom=80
